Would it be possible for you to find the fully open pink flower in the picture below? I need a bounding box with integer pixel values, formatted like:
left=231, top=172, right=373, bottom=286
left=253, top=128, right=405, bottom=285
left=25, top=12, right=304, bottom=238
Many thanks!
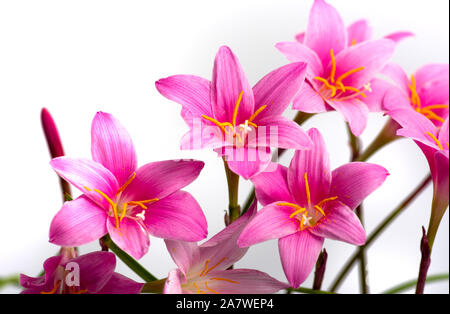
left=383, top=63, right=449, bottom=127
left=20, top=249, right=143, bottom=294
left=237, top=128, right=389, bottom=288
left=387, top=110, right=449, bottom=245
left=49, top=112, right=207, bottom=259
left=156, top=46, right=312, bottom=179
left=276, top=0, right=397, bottom=136
left=163, top=202, right=288, bottom=294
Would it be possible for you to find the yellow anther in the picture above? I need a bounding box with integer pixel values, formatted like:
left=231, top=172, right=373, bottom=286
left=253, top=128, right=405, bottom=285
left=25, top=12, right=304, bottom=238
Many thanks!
left=289, top=207, right=307, bottom=219
left=314, top=205, right=326, bottom=216
left=116, top=172, right=136, bottom=195
left=330, top=49, right=336, bottom=83
left=202, top=257, right=226, bottom=277
left=199, top=259, right=210, bottom=277
left=336, top=66, right=365, bottom=83
left=93, top=188, right=119, bottom=228
left=426, top=132, right=444, bottom=150
left=202, top=115, right=227, bottom=133
left=304, top=172, right=311, bottom=207
left=409, top=75, right=422, bottom=108
left=247, top=121, right=258, bottom=128
left=210, top=277, right=240, bottom=284
left=421, top=109, right=445, bottom=123
left=351, top=39, right=357, bottom=46
left=316, top=196, right=338, bottom=207
left=423, top=104, right=449, bottom=110
left=232, top=91, right=244, bottom=127
left=248, top=105, right=267, bottom=123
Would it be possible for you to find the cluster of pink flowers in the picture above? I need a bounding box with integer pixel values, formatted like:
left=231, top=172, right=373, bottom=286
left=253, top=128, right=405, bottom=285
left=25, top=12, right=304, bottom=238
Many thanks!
left=20, top=0, right=448, bottom=294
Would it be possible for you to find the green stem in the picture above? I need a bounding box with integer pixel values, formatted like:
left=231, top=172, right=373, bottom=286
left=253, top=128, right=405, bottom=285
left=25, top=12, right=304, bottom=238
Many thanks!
left=382, top=273, right=449, bottom=294
left=329, top=174, right=432, bottom=292
left=356, top=204, right=369, bottom=294
left=223, top=159, right=241, bottom=224
left=102, top=235, right=157, bottom=282
left=286, top=286, right=336, bottom=294
left=141, top=278, right=167, bottom=293
left=0, top=275, right=20, bottom=290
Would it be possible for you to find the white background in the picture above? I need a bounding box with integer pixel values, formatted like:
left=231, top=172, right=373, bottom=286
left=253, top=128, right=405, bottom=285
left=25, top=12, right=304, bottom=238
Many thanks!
left=0, top=0, right=448, bottom=294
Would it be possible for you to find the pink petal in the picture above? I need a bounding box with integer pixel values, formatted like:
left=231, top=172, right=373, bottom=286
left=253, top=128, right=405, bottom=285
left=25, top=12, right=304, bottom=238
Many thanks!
left=310, top=200, right=366, bottom=245
left=211, top=46, right=254, bottom=124
left=327, top=98, right=369, bottom=136
left=295, top=32, right=305, bottom=43
left=252, top=62, right=307, bottom=120
left=255, top=116, right=312, bottom=150
left=387, top=109, right=439, bottom=149
left=237, top=202, right=299, bottom=248
left=50, top=157, right=119, bottom=209
left=304, top=0, right=347, bottom=66
left=49, top=195, right=108, bottom=246
left=20, top=256, right=62, bottom=289
left=144, top=191, right=208, bottom=242
left=287, top=128, right=331, bottom=206
left=70, top=251, right=116, bottom=293
left=415, top=63, right=449, bottom=90
left=203, top=269, right=288, bottom=294
left=224, top=146, right=272, bottom=180
left=251, top=163, right=295, bottom=206
left=432, top=151, right=449, bottom=210
left=383, top=85, right=412, bottom=111
left=165, top=240, right=199, bottom=276
left=91, top=112, right=137, bottom=187
left=275, top=42, right=323, bottom=77
left=381, top=63, right=410, bottom=93
left=107, top=217, right=149, bottom=260
left=278, top=231, right=324, bottom=288
left=384, top=31, right=414, bottom=43
left=347, top=19, right=372, bottom=46
left=163, top=269, right=183, bottom=294
left=155, top=75, right=212, bottom=127
left=198, top=201, right=257, bottom=270
left=330, top=162, right=389, bottom=211
left=180, top=126, right=227, bottom=151
left=438, top=118, right=449, bottom=150
left=363, top=78, right=394, bottom=112
left=292, top=81, right=328, bottom=113
left=96, top=273, right=144, bottom=294
left=121, top=160, right=204, bottom=202
left=332, top=39, right=395, bottom=89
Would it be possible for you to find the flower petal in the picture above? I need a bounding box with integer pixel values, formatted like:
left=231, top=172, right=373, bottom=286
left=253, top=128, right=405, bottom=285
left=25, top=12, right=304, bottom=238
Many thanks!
left=383, top=85, right=412, bottom=111
left=414, top=64, right=449, bottom=89
left=91, top=112, right=137, bottom=187
left=237, top=202, right=299, bottom=248
left=347, top=19, right=372, bottom=46
left=163, top=269, right=183, bottom=294
left=278, top=231, right=324, bottom=288
left=107, top=217, right=149, bottom=260
left=310, top=201, right=366, bottom=245
left=95, top=273, right=144, bottom=294
left=381, top=63, right=410, bottom=93
left=49, top=195, right=108, bottom=246
left=275, top=42, right=323, bottom=77
left=327, top=98, right=369, bottom=136
left=332, top=39, right=396, bottom=89
left=292, top=81, right=328, bottom=113
left=304, top=0, right=347, bottom=66
left=69, top=251, right=116, bottom=293
left=211, top=46, right=254, bottom=124
left=145, top=190, right=208, bottom=242
left=203, top=269, right=288, bottom=294
left=155, top=75, right=212, bottom=127
left=330, top=162, right=389, bottom=211
left=384, top=31, right=414, bottom=43
left=287, top=128, right=331, bottom=206
left=121, top=160, right=204, bottom=201
left=251, top=163, right=295, bottom=206
left=363, top=78, right=394, bottom=112
left=224, top=146, right=272, bottom=180
left=50, top=157, right=119, bottom=209
left=252, top=62, right=307, bottom=120
left=165, top=240, right=200, bottom=276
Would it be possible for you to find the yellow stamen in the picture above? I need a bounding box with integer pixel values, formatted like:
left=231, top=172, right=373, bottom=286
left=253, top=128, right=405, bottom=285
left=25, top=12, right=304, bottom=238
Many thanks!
left=426, top=132, right=444, bottom=150
left=316, top=196, right=338, bottom=207
left=193, top=282, right=206, bottom=294
left=336, top=81, right=346, bottom=92
left=247, top=121, right=258, bottom=128
left=203, top=257, right=226, bottom=277
left=420, top=109, right=445, bottom=123
left=116, top=172, right=136, bottom=195
left=423, top=104, right=449, bottom=110
left=199, top=260, right=210, bottom=277
left=232, top=91, right=244, bottom=126
left=336, top=67, right=365, bottom=83
left=314, top=205, right=326, bottom=216
left=120, top=203, right=128, bottom=222
left=248, top=105, right=267, bottom=122
left=204, top=282, right=219, bottom=294
left=202, top=115, right=227, bottom=133
left=41, top=281, right=61, bottom=294
left=315, top=76, right=336, bottom=93
left=409, top=75, right=421, bottom=108
left=351, top=39, right=357, bottom=46
left=210, top=277, right=240, bottom=284
left=329, top=49, right=336, bottom=83
left=93, top=188, right=119, bottom=228
left=304, top=173, right=311, bottom=207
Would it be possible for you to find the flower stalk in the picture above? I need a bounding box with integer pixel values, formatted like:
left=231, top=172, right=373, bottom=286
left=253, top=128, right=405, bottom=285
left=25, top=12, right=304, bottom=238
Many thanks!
left=415, top=227, right=431, bottom=294
left=313, top=249, right=328, bottom=290
left=223, top=159, right=241, bottom=224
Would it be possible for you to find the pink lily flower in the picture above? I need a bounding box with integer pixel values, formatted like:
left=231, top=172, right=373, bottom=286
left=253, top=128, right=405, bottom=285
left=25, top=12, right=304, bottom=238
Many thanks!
left=156, top=46, right=312, bottom=179
left=383, top=63, right=449, bottom=127
left=163, top=202, right=288, bottom=294
left=387, top=109, right=449, bottom=246
left=49, top=112, right=207, bottom=259
left=275, top=0, right=397, bottom=136
left=20, top=249, right=143, bottom=294
left=237, top=128, right=389, bottom=288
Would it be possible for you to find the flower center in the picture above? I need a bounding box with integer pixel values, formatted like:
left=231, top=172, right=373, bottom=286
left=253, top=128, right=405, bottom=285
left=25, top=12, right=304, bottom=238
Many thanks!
left=84, top=172, right=158, bottom=229
left=409, top=75, right=448, bottom=123
left=201, top=91, right=267, bottom=147
left=277, top=172, right=338, bottom=230
left=314, top=49, right=369, bottom=101
left=183, top=257, right=240, bottom=294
